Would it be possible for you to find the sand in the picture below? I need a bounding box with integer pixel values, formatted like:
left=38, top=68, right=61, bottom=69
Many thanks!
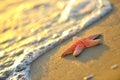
left=30, top=0, right=120, bottom=80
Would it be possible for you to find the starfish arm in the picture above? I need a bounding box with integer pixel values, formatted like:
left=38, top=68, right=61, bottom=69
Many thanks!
left=61, top=40, right=81, bottom=57
left=61, top=49, right=74, bottom=57
left=85, top=39, right=102, bottom=47
left=73, top=44, right=84, bottom=57
left=61, top=44, right=77, bottom=57
left=86, top=34, right=102, bottom=40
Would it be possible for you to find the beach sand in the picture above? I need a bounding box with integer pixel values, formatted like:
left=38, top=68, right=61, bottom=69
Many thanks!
left=30, top=0, right=120, bottom=80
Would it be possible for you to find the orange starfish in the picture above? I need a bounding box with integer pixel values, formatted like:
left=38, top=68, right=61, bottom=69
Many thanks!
left=61, top=34, right=102, bottom=57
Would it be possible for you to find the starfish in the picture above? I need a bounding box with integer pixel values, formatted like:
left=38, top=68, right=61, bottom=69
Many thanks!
left=61, top=34, right=102, bottom=57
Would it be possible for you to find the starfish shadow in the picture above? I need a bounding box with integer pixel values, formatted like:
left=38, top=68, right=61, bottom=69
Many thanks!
left=63, top=44, right=109, bottom=63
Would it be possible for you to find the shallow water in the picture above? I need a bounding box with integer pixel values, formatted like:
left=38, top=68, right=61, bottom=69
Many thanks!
left=0, top=0, right=112, bottom=80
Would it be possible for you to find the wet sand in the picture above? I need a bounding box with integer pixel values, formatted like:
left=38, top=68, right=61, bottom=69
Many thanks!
left=30, top=0, right=120, bottom=80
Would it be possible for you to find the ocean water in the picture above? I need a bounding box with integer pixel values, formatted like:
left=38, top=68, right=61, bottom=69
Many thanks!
left=0, top=0, right=112, bottom=80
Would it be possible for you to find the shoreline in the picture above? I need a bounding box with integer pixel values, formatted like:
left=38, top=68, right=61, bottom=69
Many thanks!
left=30, top=0, right=120, bottom=80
